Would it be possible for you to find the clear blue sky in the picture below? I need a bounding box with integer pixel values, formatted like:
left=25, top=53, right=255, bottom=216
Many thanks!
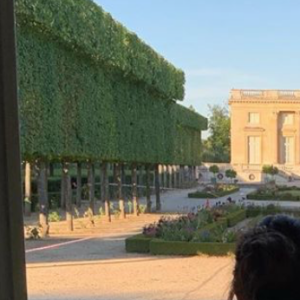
left=95, top=0, right=300, bottom=121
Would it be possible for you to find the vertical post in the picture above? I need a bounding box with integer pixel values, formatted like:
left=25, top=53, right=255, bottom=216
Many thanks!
left=101, top=162, right=111, bottom=222
left=132, top=163, right=139, bottom=216
left=145, top=164, right=152, bottom=213
left=116, top=163, right=126, bottom=219
left=62, top=162, right=73, bottom=232
left=87, top=162, right=95, bottom=214
left=76, top=162, right=82, bottom=207
left=60, top=163, right=65, bottom=209
left=0, top=0, right=28, bottom=296
left=37, top=161, right=49, bottom=237
left=24, top=161, right=31, bottom=216
left=173, top=165, right=178, bottom=189
left=163, top=165, right=167, bottom=189
left=155, top=164, right=161, bottom=211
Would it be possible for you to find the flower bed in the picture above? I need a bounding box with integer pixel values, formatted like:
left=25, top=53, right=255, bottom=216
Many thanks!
left=125, top=205, right=246, bottom=256
left=188, top=184, right=239, bottom=199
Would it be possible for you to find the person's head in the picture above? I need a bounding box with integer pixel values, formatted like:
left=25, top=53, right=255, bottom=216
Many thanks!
left=229, top=214, right=300, bottom=300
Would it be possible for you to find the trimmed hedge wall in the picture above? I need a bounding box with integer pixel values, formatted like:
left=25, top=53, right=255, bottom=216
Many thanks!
left=188, top=187, right=240, bottom=199
left=125, top=234, right=152, bottom=253
left=16, top=0, right=184, bottom=100
left=16, top=0, right=207, bottom=165
left=150, top=239, right=236, bottom=256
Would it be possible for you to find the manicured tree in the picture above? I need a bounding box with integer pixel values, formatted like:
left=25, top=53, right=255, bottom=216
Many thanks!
left=37, top=160, right=49, bottom=237
left=76, top=162, right=82, bottom=207
left=262, top=165, right=279, bottom=183
left=145, top=164, right=152, bottom=213
left=62, top=162, right=73, bottom=231
left=225, top=169, right=237, bottom=184
left=155, top=164, right=161, bottom=211
left=24, top=161, right=31, bottom=216
left=209, top=165, right=220, bottom=180
left=132, top=163, right=139, bottom=216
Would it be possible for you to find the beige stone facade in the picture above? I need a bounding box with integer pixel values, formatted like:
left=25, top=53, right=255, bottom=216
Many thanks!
left=229, top=89, right=300, bottom=182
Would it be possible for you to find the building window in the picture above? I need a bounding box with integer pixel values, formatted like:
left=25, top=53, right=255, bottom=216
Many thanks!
left=281, top=113, right=294, bottom=126
left=283, top=136, right=294, bottom=164
left=249, top=112, right=260, bottom=124
left=248, top=136, right=261, bottom=164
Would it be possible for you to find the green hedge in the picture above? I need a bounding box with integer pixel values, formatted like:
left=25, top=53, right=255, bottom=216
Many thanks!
left=16, top=0, right=184, bottom=100
left=125, top=234, right=152, bottom=253
left=16, top=0, right=207, bottom=164
left=150, top=239, right=235, bottom=256
left=247, top=192, right=300, bottom=201
left=188, top=187, right=239, bottom=199
left=226, top=210, right=246, bottom=227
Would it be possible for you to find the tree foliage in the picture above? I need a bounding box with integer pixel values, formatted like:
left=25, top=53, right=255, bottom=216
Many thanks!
left=262, top=165, right=279, bottom=177
left=202, top=105, right=230, bottom=163
left=225, top=169, right=237, bottom=182
left=209, top=165, right=219, bottom=175
left=16, top=0, right=207, bottom=165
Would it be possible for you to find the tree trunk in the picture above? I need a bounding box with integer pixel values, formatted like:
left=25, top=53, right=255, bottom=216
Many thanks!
left=138, top=165, right=144, bottom=197
left=24, top=161, right=31, bottom=216
left=116, top=163, right=126, bottom=219
left=179, top=165, right=184, bottom=188
left=60, top=163, right=65, bottom=209
left=168, top=165, right=173, bottom=189
left=155, top=164, right=161, bottom=211
left=87, top=162, right=95, bottom=214
left=146, top=164, right=152, bottom=213
left=101, top=162, right=111, bottom=222
left=76, top=162, right=82, bottom=207
left=163, top=165, right=167, bottom=189
left=37, top=161, right=49, bottom=237
left=62, top=162, right=73, bottom=231
left=132, top=163, right=139, bottom=216
left=49, top=162, right=54, bottom=177
left=173, top=165, right=178, bottom=189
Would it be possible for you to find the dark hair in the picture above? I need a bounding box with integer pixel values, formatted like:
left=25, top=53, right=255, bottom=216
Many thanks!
left=229, top=214, right=300, bottom=300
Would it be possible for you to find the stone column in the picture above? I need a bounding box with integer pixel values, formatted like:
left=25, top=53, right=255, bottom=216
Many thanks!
left=295, top=111, right=300, bottom=165
left=272, top=111, right=279, bottom=164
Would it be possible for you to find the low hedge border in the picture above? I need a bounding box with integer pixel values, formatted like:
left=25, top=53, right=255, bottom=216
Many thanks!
left=188, top=187, right=240, bottom=199
left=125, top=234, right=152, bottom=253
left=149, top=239, right=236, bottom=256
left=125, top=209, right=247, bottom=256
left=246, top=193, right=300, bottom=201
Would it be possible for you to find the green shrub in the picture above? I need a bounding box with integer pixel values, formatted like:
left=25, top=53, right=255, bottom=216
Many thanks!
left=226, top=210, right=246, bottom=227
left=125, top=234, right=152, bottom=253
left=48, top=211, right=61, bottom=222
left=188, top=187, right=239, bottom=199
left=149, top=239, right=236, bottom=256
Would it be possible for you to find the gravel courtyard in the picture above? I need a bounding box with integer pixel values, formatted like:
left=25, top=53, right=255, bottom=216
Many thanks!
left=26, top=187, right=256, bottom=300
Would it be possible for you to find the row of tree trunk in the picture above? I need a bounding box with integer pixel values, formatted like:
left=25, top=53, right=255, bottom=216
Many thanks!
left=23, top=161, right=197, bottom=234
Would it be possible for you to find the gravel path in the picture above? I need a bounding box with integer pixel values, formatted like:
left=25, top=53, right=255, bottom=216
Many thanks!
left=30, top=186, right=295, bottom=300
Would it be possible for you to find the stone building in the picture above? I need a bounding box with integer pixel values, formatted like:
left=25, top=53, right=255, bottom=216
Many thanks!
left=229, top=89, right=300, bottom=182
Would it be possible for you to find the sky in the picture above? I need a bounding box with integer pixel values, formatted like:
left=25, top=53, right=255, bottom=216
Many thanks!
left=94, top=0, right=300, bottom=123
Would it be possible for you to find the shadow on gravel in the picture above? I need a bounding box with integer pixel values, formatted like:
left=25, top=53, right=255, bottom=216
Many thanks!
left=25, top=234, right=173, bottom=265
